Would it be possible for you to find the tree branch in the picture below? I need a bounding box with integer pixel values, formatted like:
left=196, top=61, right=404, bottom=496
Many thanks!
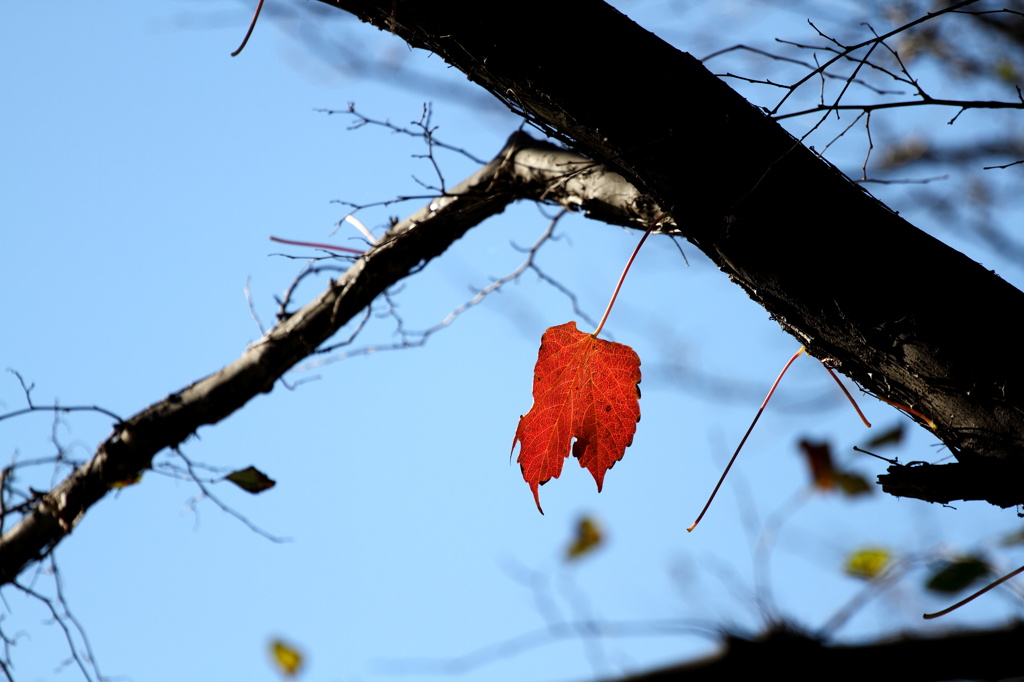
left=0, top=132, right=665, bottom=585
left=318, top=0, right=1024, bottom=507
left=617, top=622, right=1024, bottom=682
left=773, top=97, right=1024, bottom=121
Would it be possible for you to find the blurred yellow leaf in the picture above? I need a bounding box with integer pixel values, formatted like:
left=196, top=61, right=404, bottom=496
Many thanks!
left=566, top=516, right=603, bottom=561
left=995, top=58, right=1019, bottom=83
left=270, top=639, right=303, bottom=677
left=110, top=473, right=142, bottom=489
left=226, top=466, right=276, bottom=494
left=845, top=547, right=891, bottom=579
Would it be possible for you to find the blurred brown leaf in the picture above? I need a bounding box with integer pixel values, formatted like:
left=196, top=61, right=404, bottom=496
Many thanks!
left=798, top=439, right=835, bottom=490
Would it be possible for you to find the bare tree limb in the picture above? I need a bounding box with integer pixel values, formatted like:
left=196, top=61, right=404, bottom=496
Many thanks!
left=616, top=622, right=1024, bottom=682
left=0, top=132, right=665, bottom=585
left=317, top=0, right=1024, bottom=509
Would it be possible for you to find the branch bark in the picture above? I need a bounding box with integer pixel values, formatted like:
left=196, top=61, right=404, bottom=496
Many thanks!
left=617, top=622, right=1024, bottom=682
left=0, top=132, right=660, bottom=585
left=318, top=0, right=1024, bottom=507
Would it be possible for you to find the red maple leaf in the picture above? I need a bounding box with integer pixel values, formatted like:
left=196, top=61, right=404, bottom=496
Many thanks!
left=512, top=321, right=641, bottom=513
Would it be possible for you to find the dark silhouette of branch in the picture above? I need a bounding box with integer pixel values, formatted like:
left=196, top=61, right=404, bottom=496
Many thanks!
left=879, top=459, right=1024, bottom=507
left=770, top=0, right=981, bottom=114
left=775, top=97, right=1024, bottom=120
left=316, top=0, right=1024, bottom=512
left=615, top=622, right=1024, bottom=682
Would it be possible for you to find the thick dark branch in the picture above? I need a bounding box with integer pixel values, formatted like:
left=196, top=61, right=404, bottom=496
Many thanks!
left=319, top=0, right=1024, bottom=507
left=879, top=460, right=1024, bottom=508
left=0, top=133, right=657, bottom=585
left=618, top=623, right=1024, bottom=682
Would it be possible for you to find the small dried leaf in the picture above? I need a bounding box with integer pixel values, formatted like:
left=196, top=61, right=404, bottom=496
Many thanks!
left=865, top=423, right=905, bottom=449
left=270, top=639, right=303, bottom=677
left=566, top=516, right=604, bottom=561
left=225, top=466, right=276, bottom=494
left=845, top=547, right=891, bottom=579
left=926, top=557, right=991, bottom=593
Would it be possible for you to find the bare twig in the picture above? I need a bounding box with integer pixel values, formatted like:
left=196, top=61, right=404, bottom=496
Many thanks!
left=1, top=371, right=123, bottom=426
left=319, top=103, right=489, bottom=165
left=775, top=97, right=1024, bottom=121
left=13, top=560, right=102, bottom=682
left=231, top=0, right=265, bottom=56
left=375, top=618, right=713, bottom=675
left=313, top=210, right=598, bottom=360
left=175, top=448, right=290, bottom=543
left=771, top=0, right=981, bottom=114
left=244, top=276, right=267, bottom=336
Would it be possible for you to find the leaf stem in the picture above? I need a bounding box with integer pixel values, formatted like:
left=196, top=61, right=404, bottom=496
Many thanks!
left=876, top=395, right=937, bottom=429
left=231, top=0, right=265, bottom=57
left=592, top=215, right=666, bottom=338
left=818, top=361, right=871, bottom=428
left=820, top=357, right=935, bottom=429
left=687, top=346, right=806, bottom=533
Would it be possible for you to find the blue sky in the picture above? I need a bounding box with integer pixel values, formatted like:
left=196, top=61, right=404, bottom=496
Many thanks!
left=3, top=2, right=1023, bottom=681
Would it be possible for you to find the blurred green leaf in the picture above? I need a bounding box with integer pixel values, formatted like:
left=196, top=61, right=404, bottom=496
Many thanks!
left=865, top=423, right=904, bottom=449
left=926, top=557, right=990, bottom=593
left=1000, top=528, right=1024, bottom=546
left=835, top=471, right=873, bottom=497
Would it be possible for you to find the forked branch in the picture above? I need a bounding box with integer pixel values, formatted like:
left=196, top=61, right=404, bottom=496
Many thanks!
left=0, top=132, right=669, bottom=586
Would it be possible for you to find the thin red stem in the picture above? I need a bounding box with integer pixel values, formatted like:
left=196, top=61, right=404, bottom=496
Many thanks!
left=231, top=0, right=265, bottom=57
left=818, top=361, right=871, bottom=428
left=687, top=346, right=806, bottom=533
left=876, top=396, right=937, bottom=429
left=591, top=215, right=665, bottom=338
left=818, top=357, right=935, bottom=429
